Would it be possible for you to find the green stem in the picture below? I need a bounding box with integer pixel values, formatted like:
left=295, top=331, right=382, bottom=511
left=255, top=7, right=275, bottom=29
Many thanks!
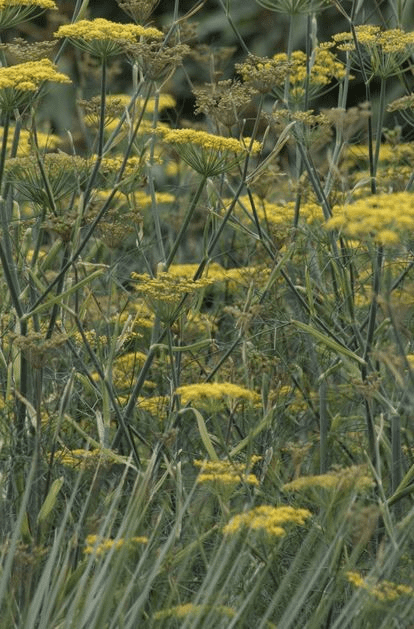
left=165, top=175, right=207, bottom=270
left=323, top=53, right=352, bottom=198
left=373, top=76, right=387, bottom=180
left=147, top=88, right=166, bottom=262
left=284, top=14, right=296, bottom=105
left=319, top=379, right=329, bottom=473
left=27, top=88, right=153, bottom=315
left=349, top=21, right=376, bottom=194
left=82, top=55, right=107, bottom=208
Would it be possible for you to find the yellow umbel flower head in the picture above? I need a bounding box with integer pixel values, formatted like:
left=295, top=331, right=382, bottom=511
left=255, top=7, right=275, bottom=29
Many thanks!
left=333, top=26, right=414, bottom=78
left=131, top=270, right=215, bottom=322
left=54, top=18, right=163, bottom=59
left=223, top=504, right=311, bottom=536
left=177, top=382, right=261, bottom=410
left=0, top=0, right=56, bottom=30
left=161, top=127, right=261, bottom=177
left=346, top=571, right=414, bottom=602
left=271, top=46, right=348, bottom=103
left=0, top=58, right=71, bottom=112
left=326, top=192, right=414, bottom=246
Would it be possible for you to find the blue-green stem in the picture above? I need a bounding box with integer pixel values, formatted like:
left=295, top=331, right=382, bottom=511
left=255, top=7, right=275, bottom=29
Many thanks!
left=147, top=88, right=166, bottom=262
left=164, top=175, right=207, bottom=270
left=27, top=87, right=153, bottom=315
left=82, top=56, right=107, bottom=208
left=323, top=54, right=352, bottom=198
left=373, top=76, right=387, bottom=179
left=0, top=116, right=29, bottom=435
left=319, top=379, right=329, bottom=473
left=284, top=13, right=296, bottom=105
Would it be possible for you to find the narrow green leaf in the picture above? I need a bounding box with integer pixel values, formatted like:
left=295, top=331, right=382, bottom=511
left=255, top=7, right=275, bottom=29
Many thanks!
left=21, top=269, right=105, bottom=320
left=179, top=407, right=218, bottom=460
left=291, top=320, right=366, bottom=365
left=37, top=477, right=64, bottom=525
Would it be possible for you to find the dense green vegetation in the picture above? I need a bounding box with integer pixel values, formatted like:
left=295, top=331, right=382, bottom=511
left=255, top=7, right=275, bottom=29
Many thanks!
left=2, top=0, right=414, bottom=627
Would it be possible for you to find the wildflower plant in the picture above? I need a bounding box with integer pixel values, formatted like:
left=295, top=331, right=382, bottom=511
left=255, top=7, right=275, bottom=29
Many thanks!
left=54, top=18, right=163, bottom=60
left=2, top=1, right=414, bottom=628
left=0, top=0, right=56, bottom=29
left=0, top=58, right=71, bottom=112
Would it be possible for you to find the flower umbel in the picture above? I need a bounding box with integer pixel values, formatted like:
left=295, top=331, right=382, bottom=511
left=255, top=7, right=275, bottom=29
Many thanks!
left=333, top=26, right=414, bottom=79
left=346, top=571, right=414, bottom=602
left=194, top=457, right=261, bottom=487
left=0, top=0, right=56, bottom=30
left=325, top=192, right=414, bottom=245
left=0, top=59, right=71, bottom=112
left=282, top=465, right=374, bottom=494
left=271, top=47, right=348, bottom=103
left=54, top=18, right=163, bottom=59
left=84, top=534, right=148, bottom=556
left=131, top=271, right=215, bottom=322
left=161, top=128, right=261, bottom=176
left=223, top=505, right=311, bottom=536
left=177, top=382, right=261, bottom=409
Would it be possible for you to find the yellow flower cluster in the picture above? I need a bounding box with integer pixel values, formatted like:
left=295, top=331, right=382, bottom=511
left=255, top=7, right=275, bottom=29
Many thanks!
left=132, top=191, right=175, bottom=208
left=55, top=18, right=163, bottom=59
left=231, top=194, right=322, bottom=228
left=0, top=0, right=56, bottom=27
left=167, top=262, right=271, bottom=291
left=137, top=395, right=169, bottom=415
left=162, top=128, right=261, bottom=155
left=177, top=382, right=261, bottom=407
left=236, top=54, right=290, bottom=93
left=1, top=126, right=61, bottom=156
left=84, top=534, right=148, bottom=556
left=160, top=127, right=261, bottom=176
left=0, top=58, right=71, bottom=91
left=90, top=351, right=147, bottom=388
left=283, top=465, right=374, bottom=493
left=83, top=93, right=176, bottom=129
left=272, top=47, right=347, bottom=100
left=223, top=505, right=311, bottom=536
left=0, top=0, right=55, bottom=8
left=334, top=26, right=414, bottom=54
left=333, top=26, right=414, bottom=78
left=326, top=192, right=414, bottom=245
left=193, top=456, right=261, bottom=486
left=55, top=448, right=114, bottom=470
left=344, top=142, right=414, bottom=168
left=98, top=155, right=144, bottom=179
left=130, top=271, right=215, bottom=321
left=346, top=571, right=414, bottom=601
left=153, top=603, right=236, bottom=621
left=55, top=18, right=163, bottom=43
left=131, top=271, right=214, bottom=302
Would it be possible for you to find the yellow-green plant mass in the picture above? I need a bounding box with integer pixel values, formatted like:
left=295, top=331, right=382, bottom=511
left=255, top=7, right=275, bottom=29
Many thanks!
left=243, top=46, right=348, bottom=101
left=194, top=457, right=261, bottom=486
left=346, top=572, right=414, bottom=601
left=0, top=58, right=70, bottom=111
left=282, top=466, right=374, bottom=493
left=333, top=26, right=414, bottom=78
left=176, top=382, right=261, bottom=408
left=3, top=0, right=414, bottom=626
left=54, top=18, right=163, bottom=58
left=161, top=128, right=261, bottom=176
left=84, top=534, right=148, bottom=556
left=0, top=0, right=56, bottom=29
left=0, top=58, right=70, bottom=90
left=223, top=505, right=311, bottom=536
left=326, top=192, right=414, bottom=244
